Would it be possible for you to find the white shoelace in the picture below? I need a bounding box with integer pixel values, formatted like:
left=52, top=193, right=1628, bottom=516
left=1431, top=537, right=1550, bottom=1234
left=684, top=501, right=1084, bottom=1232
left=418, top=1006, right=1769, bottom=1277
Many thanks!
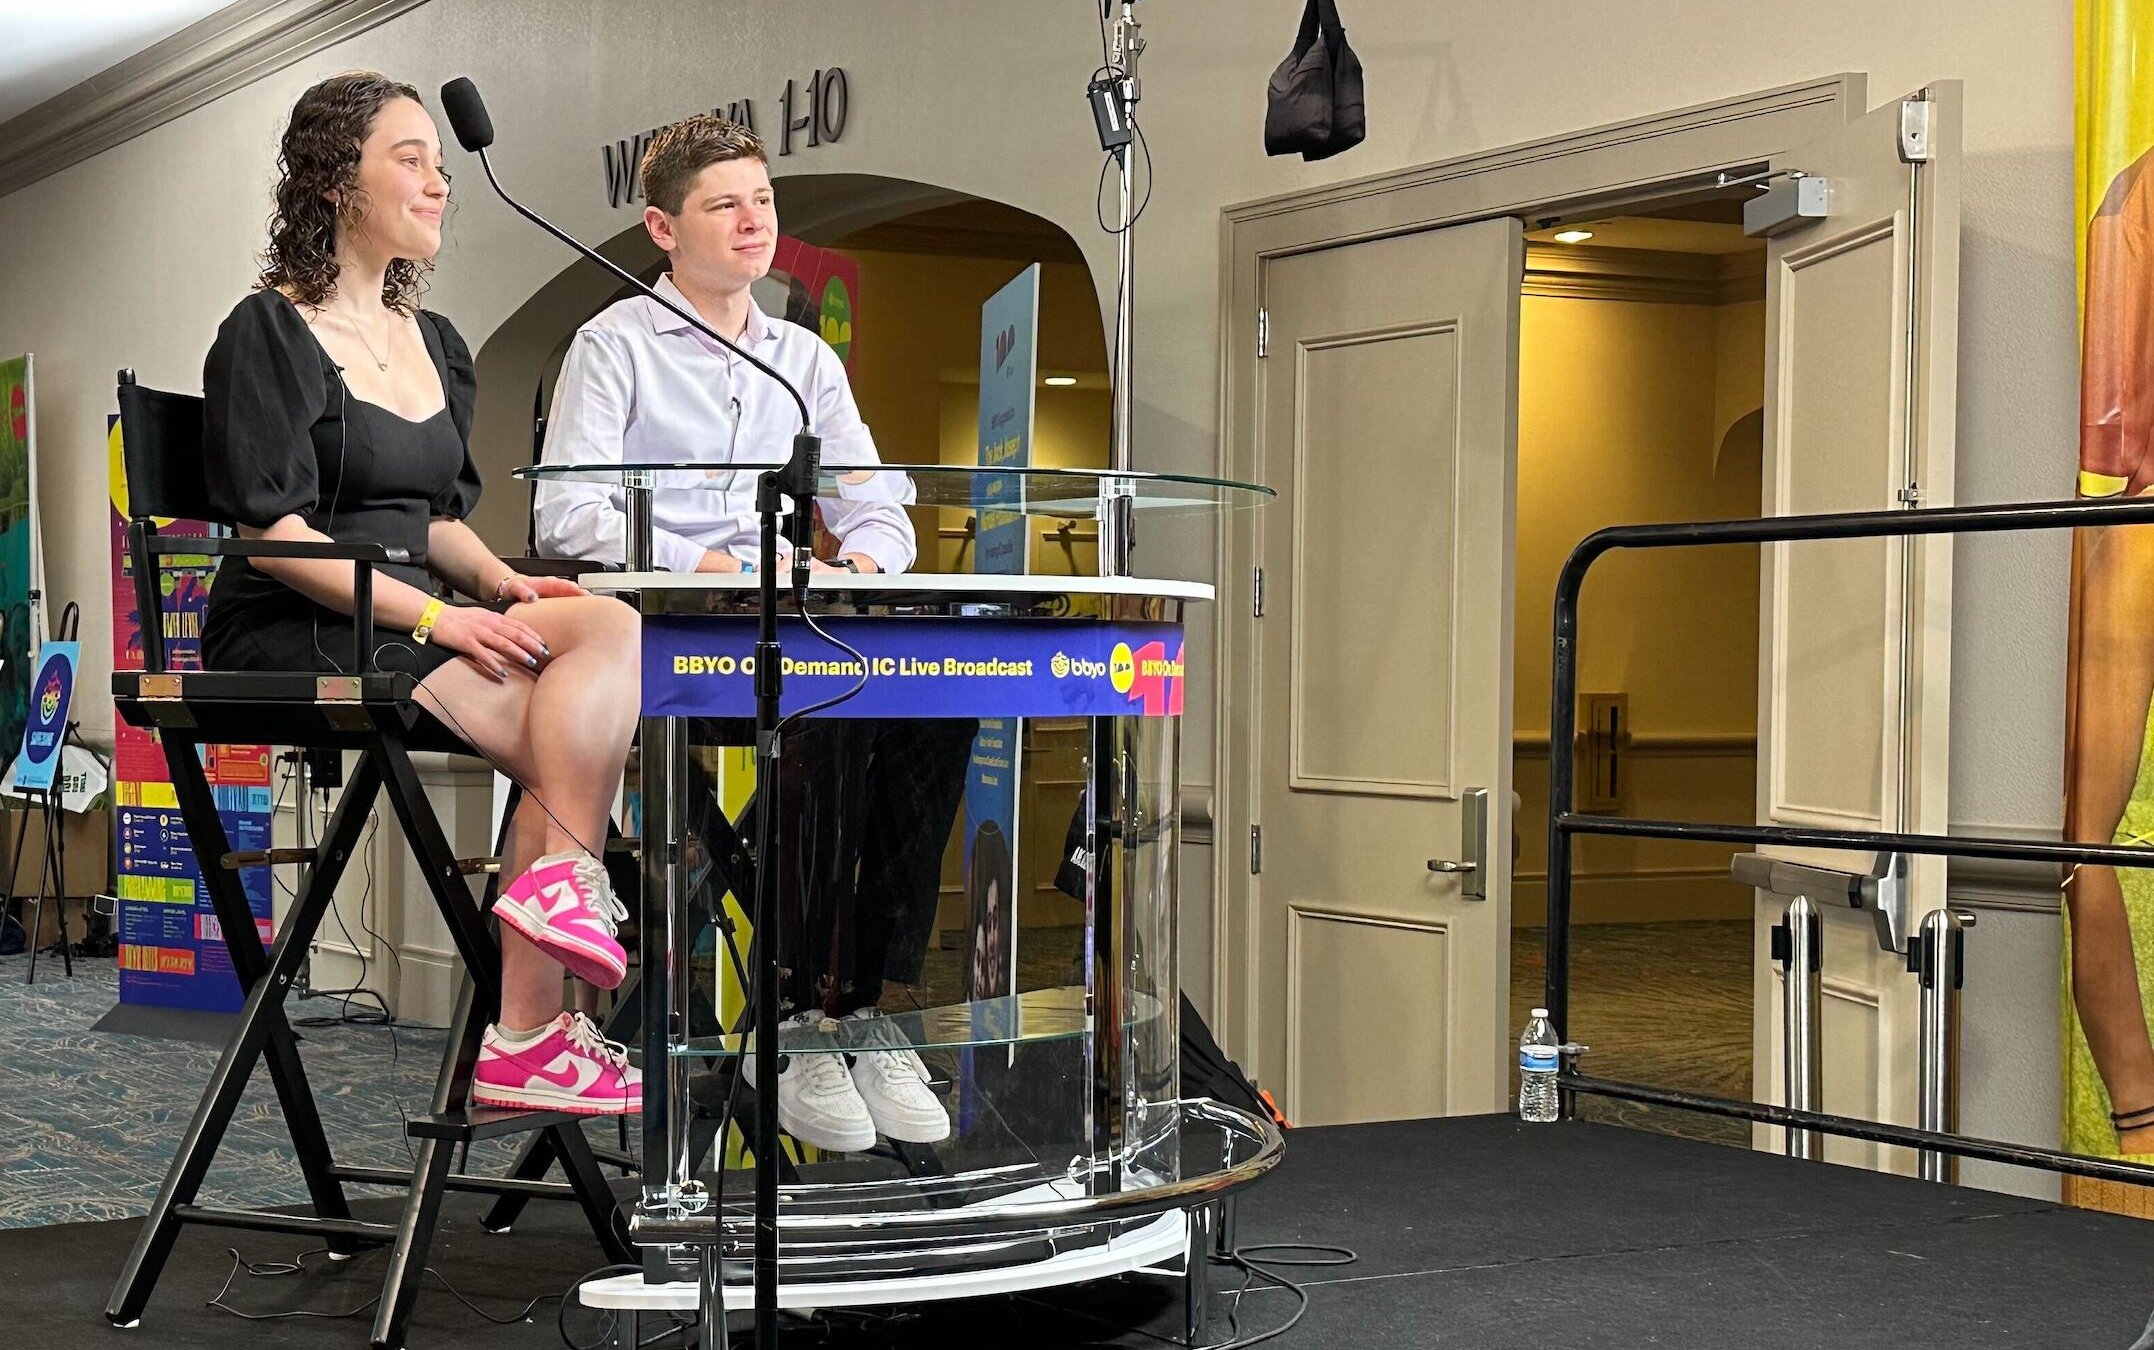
left=568, top=853, right=629, bottom=934
left=851, top=1015, right=930, bottom=1085
left=564, top=1012, right=632, bottom=1069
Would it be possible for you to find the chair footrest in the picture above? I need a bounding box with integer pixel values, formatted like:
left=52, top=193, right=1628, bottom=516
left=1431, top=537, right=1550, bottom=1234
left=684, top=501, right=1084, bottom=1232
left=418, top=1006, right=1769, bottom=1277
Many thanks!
left=171, top=1204, right=395, bottom=1245
left=407, top=1106, right=597, bottom=1142
left=329, top=1163, right=579, bottom=1200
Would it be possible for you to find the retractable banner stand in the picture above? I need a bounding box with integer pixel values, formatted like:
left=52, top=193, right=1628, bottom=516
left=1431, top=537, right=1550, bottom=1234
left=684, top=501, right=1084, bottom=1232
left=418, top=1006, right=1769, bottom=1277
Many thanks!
left=0, top=357, right=37, bottom=762
left=107, top=416, right=274, bottom=1012
left=966, top=266, right=1039, bottom=1011
left=753, top=236, right=861, bottom=373
left=2067, top=0, right=2154, bottom=1204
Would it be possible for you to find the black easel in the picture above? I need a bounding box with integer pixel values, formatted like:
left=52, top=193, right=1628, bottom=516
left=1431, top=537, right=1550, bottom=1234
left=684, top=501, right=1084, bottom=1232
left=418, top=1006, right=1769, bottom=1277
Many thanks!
left=8, top=601, right=81, bottom=983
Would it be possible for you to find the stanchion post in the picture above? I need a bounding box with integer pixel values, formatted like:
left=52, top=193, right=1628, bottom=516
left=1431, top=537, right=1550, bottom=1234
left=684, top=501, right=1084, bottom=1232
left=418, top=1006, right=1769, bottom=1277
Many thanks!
left=1916, top=907, right=1971, bottom=1183
left=1772, top=893, right=1824, bottom=1160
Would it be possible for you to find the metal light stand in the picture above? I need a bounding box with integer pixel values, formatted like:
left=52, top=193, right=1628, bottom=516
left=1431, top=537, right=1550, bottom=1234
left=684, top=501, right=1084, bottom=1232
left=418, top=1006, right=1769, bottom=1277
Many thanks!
left=1095, top=0, right=1144, bottom=578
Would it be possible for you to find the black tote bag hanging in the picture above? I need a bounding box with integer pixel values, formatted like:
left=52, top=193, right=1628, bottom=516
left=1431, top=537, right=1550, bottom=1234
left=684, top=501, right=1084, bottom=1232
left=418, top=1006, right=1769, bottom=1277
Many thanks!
left=1263, top=0, right=1366, bottom=161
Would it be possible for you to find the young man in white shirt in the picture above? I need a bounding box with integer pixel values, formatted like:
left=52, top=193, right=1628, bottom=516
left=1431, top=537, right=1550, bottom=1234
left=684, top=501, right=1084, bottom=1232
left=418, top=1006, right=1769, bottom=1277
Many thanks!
left=537, top=115, right=951, bottom=1153
left=534, top=116, right=913, bottom=574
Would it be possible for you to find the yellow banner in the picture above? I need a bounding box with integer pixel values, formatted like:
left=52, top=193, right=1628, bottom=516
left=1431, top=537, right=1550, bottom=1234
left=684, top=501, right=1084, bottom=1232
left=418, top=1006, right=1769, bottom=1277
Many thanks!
left=2065, top=0, right=2154, bottom=1176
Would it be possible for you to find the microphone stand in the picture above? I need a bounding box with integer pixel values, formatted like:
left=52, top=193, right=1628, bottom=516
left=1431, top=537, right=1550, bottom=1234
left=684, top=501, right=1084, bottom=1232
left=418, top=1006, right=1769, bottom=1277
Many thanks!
left=747, top=437, right=816, bottom=1350
left=460, top=131, right=816, bottom=1350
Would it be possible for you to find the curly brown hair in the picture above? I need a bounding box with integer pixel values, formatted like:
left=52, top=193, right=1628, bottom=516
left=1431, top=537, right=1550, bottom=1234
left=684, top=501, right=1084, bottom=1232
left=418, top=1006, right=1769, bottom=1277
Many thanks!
left=257, top=72, right=437, bottom=314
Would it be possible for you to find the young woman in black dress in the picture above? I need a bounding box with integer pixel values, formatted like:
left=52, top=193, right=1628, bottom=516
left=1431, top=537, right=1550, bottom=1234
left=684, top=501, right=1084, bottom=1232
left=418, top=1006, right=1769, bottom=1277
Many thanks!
left=201, top=73, right=640, bottom=1114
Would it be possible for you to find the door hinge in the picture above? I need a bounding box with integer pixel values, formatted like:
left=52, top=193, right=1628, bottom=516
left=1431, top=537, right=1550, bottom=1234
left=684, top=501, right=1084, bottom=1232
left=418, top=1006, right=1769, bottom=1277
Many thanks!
left=1249, top=824, right=1262, bottom=874
left=1256, top=308, right=1269, bottom=359
left=1252, top=565, right=1266, bottom=618
left=1898, top=97, right=1933, bottom=164
left=1897, top=482, right=1924, bottom=507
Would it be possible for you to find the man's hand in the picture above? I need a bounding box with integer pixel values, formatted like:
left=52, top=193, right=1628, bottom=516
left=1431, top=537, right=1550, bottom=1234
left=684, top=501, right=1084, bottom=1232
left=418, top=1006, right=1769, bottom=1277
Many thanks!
left=696, top=549, right=747, bottom=574
left=808, top=554, right=880, bottom=574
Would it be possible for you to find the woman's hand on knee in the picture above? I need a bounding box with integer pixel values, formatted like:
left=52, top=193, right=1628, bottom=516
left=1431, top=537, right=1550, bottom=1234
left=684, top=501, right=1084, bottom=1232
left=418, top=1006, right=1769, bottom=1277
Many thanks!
left=433, top=605, right=550, bottom=680
left=497, top=574, right=589, bottom=605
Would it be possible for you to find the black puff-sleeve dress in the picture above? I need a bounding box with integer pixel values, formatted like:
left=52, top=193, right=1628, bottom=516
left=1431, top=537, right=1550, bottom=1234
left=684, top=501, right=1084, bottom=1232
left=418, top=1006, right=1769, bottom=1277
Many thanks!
left=200, top=289, right=482, bottom=682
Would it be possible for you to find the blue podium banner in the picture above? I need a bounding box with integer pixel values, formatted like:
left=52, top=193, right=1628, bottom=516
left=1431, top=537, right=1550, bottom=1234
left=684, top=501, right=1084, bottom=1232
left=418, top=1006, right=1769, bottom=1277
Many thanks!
left=643, top=616, right=1186, bottom=719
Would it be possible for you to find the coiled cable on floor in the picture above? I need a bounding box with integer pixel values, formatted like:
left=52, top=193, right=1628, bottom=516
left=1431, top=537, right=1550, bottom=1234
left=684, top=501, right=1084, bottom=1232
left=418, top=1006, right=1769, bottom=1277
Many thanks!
left=1209, top=1242, right=1358, bottom=1350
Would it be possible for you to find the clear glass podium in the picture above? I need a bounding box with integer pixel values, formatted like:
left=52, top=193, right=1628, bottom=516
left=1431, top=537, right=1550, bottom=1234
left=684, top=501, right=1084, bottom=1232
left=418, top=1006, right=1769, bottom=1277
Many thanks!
left=512, top=463, right=1278, bottom=1337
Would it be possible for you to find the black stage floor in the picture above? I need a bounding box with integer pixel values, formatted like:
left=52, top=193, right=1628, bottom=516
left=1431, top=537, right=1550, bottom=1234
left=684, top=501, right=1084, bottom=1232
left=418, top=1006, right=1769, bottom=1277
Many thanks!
left=17, top=1115, right=2154, bottom=1348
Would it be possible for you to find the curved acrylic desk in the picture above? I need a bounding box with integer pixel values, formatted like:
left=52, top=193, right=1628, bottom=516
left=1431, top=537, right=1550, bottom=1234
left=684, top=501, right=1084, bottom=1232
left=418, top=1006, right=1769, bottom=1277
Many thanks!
left=512, top=464, right=1276, bottom=1335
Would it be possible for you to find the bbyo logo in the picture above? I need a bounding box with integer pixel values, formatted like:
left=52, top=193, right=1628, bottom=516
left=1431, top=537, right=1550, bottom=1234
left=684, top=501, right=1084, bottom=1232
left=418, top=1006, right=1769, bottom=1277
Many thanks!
left=993, top=323, right=1018, bottom=372
left=1054, top=651, right=1106, bottom=680
left=1109, top=642, right=1136, bottom=694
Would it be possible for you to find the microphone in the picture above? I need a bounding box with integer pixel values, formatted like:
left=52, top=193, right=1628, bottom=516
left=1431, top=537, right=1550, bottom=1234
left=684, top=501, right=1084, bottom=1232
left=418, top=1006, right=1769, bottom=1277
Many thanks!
left=440, top=76, right=494, bottom=151
left=437, top=77, right=820, bottom=575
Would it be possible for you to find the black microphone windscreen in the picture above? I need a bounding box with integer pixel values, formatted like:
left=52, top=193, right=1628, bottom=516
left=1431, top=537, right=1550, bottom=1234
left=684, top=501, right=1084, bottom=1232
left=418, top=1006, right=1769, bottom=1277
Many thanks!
left=439, top=78, right=494, bottom=152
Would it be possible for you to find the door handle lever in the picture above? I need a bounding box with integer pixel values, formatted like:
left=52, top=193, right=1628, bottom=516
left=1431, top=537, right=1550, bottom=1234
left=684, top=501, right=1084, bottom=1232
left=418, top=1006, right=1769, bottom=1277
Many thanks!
left=1427, top=788, right=1489, bottom=900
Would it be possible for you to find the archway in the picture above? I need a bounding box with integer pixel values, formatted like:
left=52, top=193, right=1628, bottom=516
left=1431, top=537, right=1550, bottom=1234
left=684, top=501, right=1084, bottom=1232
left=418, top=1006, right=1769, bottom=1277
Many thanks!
left=465, top=172, right=1108, bottom=572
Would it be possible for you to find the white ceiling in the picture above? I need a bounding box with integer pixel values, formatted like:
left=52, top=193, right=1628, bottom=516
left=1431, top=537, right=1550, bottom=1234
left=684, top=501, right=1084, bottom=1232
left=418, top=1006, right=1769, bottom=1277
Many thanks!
left=0, top=2, right=233, bottom=125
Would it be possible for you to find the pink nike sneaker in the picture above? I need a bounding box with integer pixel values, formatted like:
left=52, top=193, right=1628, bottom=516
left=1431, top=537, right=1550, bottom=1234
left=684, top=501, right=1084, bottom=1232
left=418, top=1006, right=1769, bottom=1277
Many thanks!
left=471, top=1012, right=642, bottom=1115
left=494, top=851, right=628, bottom=989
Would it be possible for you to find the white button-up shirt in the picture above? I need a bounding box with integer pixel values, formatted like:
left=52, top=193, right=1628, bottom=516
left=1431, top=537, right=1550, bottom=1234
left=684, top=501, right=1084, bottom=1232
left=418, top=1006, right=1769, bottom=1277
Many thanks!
left=534, top=273, right=917, bottom=574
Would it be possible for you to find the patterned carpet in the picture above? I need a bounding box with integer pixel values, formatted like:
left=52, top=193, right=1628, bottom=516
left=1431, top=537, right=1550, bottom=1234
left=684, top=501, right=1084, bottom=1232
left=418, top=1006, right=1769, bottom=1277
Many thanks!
left=1511, top=921, right=1754, bottom=1146
left=0, top=921, right=1753, bottom=1229
left=0, top=953, right=538, bottom=1229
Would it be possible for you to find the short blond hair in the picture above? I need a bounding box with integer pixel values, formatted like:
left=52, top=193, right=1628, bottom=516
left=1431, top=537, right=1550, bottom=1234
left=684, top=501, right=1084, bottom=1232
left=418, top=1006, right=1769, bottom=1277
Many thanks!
left=639, top=114, right=767, bottom=215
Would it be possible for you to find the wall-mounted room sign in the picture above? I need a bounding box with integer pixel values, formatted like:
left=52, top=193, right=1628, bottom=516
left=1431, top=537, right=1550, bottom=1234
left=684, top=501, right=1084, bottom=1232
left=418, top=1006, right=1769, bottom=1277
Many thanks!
left=601, top=67, right=852, bottom=208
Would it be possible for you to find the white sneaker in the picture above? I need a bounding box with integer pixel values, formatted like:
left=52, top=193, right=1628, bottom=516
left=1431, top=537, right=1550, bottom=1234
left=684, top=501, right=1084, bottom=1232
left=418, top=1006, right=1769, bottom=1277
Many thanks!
left=742, top=1009, right=875, bottom=1153
left=845, top=1008, right=951, bottom=1144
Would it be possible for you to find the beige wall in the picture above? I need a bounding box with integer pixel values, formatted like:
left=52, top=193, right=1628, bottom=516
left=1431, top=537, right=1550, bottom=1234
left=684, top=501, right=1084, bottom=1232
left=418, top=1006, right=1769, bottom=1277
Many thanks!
left=1511, top=291, right=1763, bottom=926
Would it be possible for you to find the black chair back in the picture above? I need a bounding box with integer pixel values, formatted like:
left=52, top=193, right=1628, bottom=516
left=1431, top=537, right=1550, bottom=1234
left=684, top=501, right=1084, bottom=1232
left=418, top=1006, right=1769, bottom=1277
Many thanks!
left=115, top=370, right=219, bottom=525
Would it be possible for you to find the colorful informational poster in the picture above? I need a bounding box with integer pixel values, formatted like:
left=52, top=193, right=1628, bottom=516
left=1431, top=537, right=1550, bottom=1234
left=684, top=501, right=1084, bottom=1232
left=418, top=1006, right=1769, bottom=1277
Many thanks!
left=0, top=357, right=38, bottom=764
left=755, top=237, right=861, bottom=371
left=12, top=640, right=75, bottom=793
left=107, top=416, right=274, bottom=1011
left=966, top=267, right=1039, bottom=1013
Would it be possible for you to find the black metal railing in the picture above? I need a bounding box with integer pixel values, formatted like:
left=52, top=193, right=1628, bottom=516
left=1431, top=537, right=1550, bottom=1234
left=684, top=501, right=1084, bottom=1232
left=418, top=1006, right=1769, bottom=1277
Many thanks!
left=1545, top=494, right=2154, bottom=1180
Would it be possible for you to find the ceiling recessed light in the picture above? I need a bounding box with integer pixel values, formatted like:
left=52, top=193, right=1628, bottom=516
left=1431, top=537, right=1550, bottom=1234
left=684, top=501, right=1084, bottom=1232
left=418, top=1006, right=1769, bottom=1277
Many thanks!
left=1552, top=229, right=1595, bottom=244
left=1043, top=375, right=1078, bottom=386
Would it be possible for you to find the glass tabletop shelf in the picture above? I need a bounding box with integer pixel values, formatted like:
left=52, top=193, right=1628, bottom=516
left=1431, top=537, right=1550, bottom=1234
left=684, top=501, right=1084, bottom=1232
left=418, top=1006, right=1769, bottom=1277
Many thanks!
left=513, top=462, right=1272, bottom=516
left=668, top=986, right=1165, bottom=1059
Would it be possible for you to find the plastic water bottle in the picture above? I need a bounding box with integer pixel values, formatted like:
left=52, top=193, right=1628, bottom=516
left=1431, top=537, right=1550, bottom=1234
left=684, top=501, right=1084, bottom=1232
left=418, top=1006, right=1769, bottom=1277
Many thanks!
left=1518, top=1008, right=1560, bottom=1123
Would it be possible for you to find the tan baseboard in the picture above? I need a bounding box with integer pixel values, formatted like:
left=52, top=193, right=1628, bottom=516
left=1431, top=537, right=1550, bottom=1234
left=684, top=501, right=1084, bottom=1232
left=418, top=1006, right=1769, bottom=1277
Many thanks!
left=2065, top=1173, right=2154, bottom=1219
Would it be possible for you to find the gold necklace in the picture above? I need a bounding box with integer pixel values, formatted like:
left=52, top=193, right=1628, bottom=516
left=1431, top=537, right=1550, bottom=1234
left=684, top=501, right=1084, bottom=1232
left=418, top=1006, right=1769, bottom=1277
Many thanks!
left=348, top=309, right=396, bottom=372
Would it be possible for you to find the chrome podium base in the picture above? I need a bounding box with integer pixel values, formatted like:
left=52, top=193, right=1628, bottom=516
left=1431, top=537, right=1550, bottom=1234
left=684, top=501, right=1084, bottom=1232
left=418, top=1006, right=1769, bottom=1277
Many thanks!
left=580, top=1206, right=1188, bottom=1316
left=595, top=1100, right=1281, bottom=1345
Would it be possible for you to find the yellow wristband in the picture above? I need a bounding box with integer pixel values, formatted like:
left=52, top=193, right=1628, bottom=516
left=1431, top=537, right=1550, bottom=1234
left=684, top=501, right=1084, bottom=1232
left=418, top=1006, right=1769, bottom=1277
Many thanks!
left=412, top=597, right=446, bottom=645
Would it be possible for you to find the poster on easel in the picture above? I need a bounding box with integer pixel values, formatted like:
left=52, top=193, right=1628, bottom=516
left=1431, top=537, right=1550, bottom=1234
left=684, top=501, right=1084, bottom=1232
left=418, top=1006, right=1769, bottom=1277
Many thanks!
left=106, top=415, right=274, bottom=1012
left=12, top=641, right=75, bottom=794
